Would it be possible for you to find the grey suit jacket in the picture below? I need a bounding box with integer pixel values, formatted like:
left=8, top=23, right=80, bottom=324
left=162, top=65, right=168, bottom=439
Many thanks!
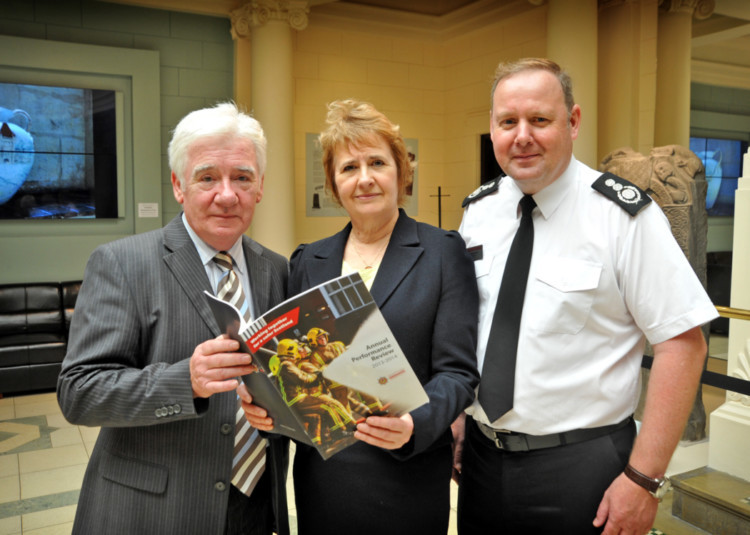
left=57, top=215, right=289, bottom=534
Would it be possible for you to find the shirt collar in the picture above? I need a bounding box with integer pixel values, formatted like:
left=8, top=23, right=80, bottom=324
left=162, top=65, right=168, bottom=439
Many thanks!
left=181, top=213, right=246, bottom=275
left=523, top=155, right=577, bottom=220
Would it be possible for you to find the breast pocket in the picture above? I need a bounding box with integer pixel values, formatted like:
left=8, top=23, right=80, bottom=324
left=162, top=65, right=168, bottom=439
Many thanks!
left=473, top=255, right=495, bottom=304
left=529, top=257, right=602, bottom=335
left=99, top=448, right=168, bottom=494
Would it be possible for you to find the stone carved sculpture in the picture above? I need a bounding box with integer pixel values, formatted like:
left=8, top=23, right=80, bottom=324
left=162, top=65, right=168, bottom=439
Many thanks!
left=601, top=145, right=710, bottom=442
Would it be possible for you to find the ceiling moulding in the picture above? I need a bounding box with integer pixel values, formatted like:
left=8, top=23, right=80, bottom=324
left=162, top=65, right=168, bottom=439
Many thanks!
left=692, top=13, right=750, bottom=39
left=692, top=58, right=750, bottom=90
left=309, top=0, right=538, bottom=41
left=713, top=0, right=750, bottom=22
left=97, top=0, right=241, bottom=17
left=692, top=21, right=750, bottom=47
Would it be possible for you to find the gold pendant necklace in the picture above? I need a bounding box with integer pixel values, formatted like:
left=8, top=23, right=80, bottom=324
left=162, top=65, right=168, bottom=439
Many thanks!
left=351, top=237, right=389, bottom=269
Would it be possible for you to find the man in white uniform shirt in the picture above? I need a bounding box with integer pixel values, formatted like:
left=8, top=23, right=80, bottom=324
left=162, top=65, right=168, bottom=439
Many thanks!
left=455, top=58, right=717, bottom=534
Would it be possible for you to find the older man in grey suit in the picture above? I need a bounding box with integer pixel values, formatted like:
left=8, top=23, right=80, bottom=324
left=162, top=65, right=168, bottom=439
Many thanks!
left=58, top=103, right=289, bottom=534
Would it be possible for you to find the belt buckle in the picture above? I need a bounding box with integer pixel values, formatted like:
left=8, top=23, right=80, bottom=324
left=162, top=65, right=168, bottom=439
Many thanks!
left=492, top=428, right=512, bottom=450
left=494, top=430, right=530, bottom=452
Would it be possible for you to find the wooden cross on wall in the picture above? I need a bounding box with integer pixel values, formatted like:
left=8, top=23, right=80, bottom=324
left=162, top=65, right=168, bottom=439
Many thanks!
left=429, top=186, right=450, bottom=229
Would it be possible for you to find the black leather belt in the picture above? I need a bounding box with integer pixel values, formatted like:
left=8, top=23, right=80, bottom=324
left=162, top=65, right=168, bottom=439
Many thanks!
left=474, top=416, right=633, bottom=452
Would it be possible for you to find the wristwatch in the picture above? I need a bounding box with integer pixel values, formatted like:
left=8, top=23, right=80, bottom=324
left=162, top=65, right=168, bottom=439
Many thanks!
left=624, top=464, right=672, bottom=500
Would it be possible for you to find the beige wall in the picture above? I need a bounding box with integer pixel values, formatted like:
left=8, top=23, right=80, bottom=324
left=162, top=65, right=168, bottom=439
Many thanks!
left=291, top=7, right=547, bottom=241
left=442, top=9, right=547, bottom=231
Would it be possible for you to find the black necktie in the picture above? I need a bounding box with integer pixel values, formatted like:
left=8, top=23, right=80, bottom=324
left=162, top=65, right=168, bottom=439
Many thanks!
left=479, top=194, right=536, bottom=422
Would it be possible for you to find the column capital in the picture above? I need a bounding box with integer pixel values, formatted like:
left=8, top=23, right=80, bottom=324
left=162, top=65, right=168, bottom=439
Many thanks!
left=658, top=0, right=715, bottom=19
left=230, top=0, right=310, bottom=39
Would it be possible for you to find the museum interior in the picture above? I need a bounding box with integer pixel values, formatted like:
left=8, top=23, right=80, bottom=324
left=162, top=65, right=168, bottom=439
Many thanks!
left=1, top=0, right=749, bottom=533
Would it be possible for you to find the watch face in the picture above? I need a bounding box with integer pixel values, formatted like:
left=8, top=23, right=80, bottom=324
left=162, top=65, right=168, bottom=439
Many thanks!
left=653, top=478, right=672, bottom=499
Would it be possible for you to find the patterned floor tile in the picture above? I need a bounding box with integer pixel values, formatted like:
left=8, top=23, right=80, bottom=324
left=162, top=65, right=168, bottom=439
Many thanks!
left=0, top=417, right=56, bottom=455
left=0, top=491, right=80, bottom=521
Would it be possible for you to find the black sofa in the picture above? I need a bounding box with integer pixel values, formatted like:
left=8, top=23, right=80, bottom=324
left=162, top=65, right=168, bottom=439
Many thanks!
left=0, top=281, right=81, bottom=396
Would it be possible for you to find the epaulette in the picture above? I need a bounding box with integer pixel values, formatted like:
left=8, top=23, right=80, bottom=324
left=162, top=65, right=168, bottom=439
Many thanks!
left=462, top=176, right=503, bottom=207
left=591, top=172, right=651, bottom=216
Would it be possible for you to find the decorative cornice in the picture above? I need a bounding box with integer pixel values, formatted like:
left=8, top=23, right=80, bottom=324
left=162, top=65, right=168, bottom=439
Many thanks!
left=309, top=0, right=537, bottom=42
left=230, top=0, right=310, bottom=39
left=97, top=0, right=239, bottom=17
left=692, top=59, right=750, bottom=90
left=658, top=0, right=715, bottom=19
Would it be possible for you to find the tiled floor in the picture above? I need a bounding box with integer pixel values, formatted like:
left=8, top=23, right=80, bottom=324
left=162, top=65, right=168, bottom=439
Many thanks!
left=0, top=392, right=98, bottom=534
left=0, top=336, right=732, bottom=534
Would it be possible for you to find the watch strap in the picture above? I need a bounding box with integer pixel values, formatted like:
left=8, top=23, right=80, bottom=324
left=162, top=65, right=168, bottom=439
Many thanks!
left=624, top=464, right=661, bottom=494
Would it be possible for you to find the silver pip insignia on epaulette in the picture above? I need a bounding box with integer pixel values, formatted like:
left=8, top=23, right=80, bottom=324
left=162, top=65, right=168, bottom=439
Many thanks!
left=591, top=172, right=651, bottom=216
left=462, top=176, right=503, bottom=207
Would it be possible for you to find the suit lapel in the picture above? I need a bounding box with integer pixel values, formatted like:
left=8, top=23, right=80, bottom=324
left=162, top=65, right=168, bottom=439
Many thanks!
left=161, top=216, right=221, bottom=336
left=369, top=210, right=423, bottom=308
left=243, top=237, right=273, bottom=317
left=302, top=210, right=423, bottom=308
left=305, top=226, right=350, bottom=288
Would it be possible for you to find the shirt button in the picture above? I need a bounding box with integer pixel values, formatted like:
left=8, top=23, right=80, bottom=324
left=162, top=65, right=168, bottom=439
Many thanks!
left=215, top=481, right=227, bottom=492
left=221, top=423, right=233, bottom=435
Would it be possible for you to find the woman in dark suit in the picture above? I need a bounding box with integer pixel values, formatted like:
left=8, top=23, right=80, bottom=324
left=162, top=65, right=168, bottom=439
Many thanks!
left=244, top=99, right=479, bottom=534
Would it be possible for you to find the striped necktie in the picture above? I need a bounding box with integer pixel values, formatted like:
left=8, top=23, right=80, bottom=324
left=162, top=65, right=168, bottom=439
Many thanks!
left=213, top=251, right=267, bottom=496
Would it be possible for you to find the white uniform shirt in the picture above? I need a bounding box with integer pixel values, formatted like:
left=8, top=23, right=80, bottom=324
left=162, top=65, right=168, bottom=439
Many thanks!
left=459, top=157, right=718, bottom=435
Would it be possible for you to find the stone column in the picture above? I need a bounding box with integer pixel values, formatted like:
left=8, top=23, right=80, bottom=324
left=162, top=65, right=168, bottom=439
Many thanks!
left=709, top=149, right=750, bottom=482
left=545, top=0, right=598, bottom=168
left=597, top=0, right=658, bottom=164
left=231, top=0, right=309, bottom=257
left=654, top=0, right=714, bottom=147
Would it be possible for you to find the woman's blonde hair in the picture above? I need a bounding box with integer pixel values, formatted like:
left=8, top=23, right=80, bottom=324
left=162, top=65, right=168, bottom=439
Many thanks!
left=319, top=99, right=414, bottom=207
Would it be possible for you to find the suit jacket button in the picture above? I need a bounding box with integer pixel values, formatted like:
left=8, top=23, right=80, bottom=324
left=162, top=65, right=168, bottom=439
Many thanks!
left=215, top=481, right=227, bottom=492
left=174, top=404, right=181, bottom=414
left=167, top=406, right=174, bottom=415
left=154, top=408, right=162, bottom=418
left=221, top=423, right=233, bottom=435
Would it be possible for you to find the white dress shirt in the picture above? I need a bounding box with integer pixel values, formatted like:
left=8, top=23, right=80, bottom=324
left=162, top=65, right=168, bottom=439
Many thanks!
left=459, top=157, right=718, bottom=434
left=182, top=213, right=256, bottom=320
